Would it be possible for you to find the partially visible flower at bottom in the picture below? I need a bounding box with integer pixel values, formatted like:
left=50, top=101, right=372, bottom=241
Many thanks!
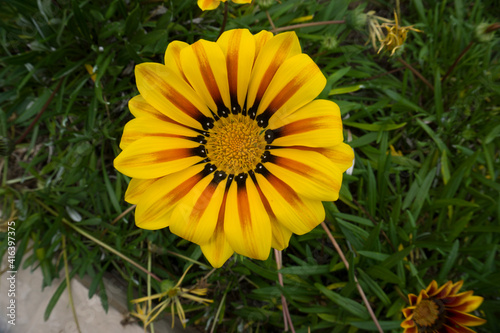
left=198, top=0, right=252, bottom=11
left=401, top=280, right=486, bottom=333
left=131, top=265, right=212, bottom=329
left=114, top=28, right=354, bottom=267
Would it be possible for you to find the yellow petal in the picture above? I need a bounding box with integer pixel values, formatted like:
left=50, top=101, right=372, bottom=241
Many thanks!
left=128, top=95, right=174, bottom=121
left=447, top=310, right=487, bottom=327
left=270, top=221, right=292, bottom=251
left=181, top=40, right=231, bottom=115
left=231, top=0, right=252, bottom=3
left=253, top=30, right=273, bottom=59
left=264, top=148, right=343, bottom=201
left=256, top=53, right=326, bottom=124
left=254, top=172, right=324, bottom=234
left=224, top=175, right=272, bottom=260
left=135, top=63, right=212, bottom=130
left=125, top=178, right=160, bottom=204
left=247, top=32, right=301, bottom=113
left=200, top=189, right=235, bottom=268
left=269, top=99, right=343, bottom=147
left=251, top=176, right=293, bottom=250
left=300, top=143, right=355, bottom=173
left=114, top=137, right=202, bottom=179
left=170, top=176, right=227, bottom=245
left=198, top=0, right=221, bottom=10
left=217, top=29, right=256, bottom=112
left=452, top=295, right=484, bottom=312
left=164, top=41, right=189, bottom=81
left=119, top=117, right=200, bottom=150
left=134, top=164, right=208, bottom=229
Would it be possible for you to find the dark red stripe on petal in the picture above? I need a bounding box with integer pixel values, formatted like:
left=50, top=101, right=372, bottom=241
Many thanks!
left=261, top=62, right=318, bottom=121
left=254, top=37, right=295, bottom=108
left=249, top=171, right=276, bottom=219
left=272, top=155, right=315, bottom=178
left=226, top=32, right=241, bottom=105
left=151, top=148, right=193, bottom=163
left=276, top=116, right=331, bottom=138
left=193, top=42, right=224, bottom=109
left=236, top=175, right=252, bottom=233
left=189, top=182, right=218, bottom=222
left=140, top=68, right=205, bottom=122
left=446, top=310, right=487, bottom=326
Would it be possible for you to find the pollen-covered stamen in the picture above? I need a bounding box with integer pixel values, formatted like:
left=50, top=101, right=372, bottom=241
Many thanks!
left=205, top=114, right=266, bottom=175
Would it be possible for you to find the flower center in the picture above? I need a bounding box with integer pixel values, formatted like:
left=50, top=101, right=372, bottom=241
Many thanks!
left=205, top=114, right=266, bottom=175
left=413, top=299, right=443, bottom=329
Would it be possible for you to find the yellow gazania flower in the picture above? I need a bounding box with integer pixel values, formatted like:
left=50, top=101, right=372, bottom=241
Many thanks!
left=114, top=29, right=354, bottom=267
left=401, top=280, right=486, bottom=333
left=198, top=0, right=252, bottom=11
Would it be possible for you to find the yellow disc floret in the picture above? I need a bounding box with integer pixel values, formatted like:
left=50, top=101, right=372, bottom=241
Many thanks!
left=206, top=114, right=266, bottom=175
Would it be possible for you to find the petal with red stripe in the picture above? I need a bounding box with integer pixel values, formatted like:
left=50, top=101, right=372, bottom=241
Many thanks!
left=217, top=29, right=256, bottom=111
left=114, top=137, right=202, bottom=179
left=269, top=99, right=343, bottom=147
left=264, top=148, right=343, bottom=201
left=134, top=164, right=209, bottom=229
left=135, top=63, right=212, bottom=129
left=254, top=171, right=325, bottom=234
left=119, top=117, right=200, bottom=150
left=170, top=176, right=227, bottom=245
left=224, top=176, right=272, bottom=260
left=247, top=32, right=301, bottom=112
left=181, top=40, right=231, bottom=114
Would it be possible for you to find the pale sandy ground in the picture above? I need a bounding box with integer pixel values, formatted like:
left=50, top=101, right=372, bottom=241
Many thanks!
left=0, top=258, right=194, bottom=333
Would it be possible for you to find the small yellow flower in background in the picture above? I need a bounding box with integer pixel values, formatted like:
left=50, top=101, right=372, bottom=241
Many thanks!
left=401, top=280, right=486, bottom=333
left=131, top=265, right=212, bottom=329
left=198, top=0, right=252, bottom=11
left=367, top=10, right=421, bottom=56
left=84, top=64, right=97, bottom=82
left=378, top=11, right=421, bottom=55
left=114, top=28, right=354, bottom=267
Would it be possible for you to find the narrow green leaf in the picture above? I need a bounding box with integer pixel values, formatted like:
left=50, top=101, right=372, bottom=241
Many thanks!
left=315, top=283, right=369, bottom=319
left=438, top=240, right=459, bottom=281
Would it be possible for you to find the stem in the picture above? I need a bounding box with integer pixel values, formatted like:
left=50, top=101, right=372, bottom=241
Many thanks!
left=321, top=222, right=384, bottom=333
left=397, top=58, right=434, bottom=90
left=272, top=20, right=345, bottom=33
left=111, top=204, right=136, bottom=224
left=15, top=77, right=64, bottom=145
left=63, top=235, right=82, bottom=333
left=266, top=10, right=276, bottom=31
left=274, top=249, right=295, bottom=333
left=148, top=242, right=155, bottom=333
left=36, top=198, right=162, bottom=283
left=217, top=2, right=228, bottom=39
left=441, top=41, right=473, bottom=83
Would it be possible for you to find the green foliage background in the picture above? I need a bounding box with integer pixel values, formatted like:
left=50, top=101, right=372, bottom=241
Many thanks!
left=1, top=0, right=499, bottom=331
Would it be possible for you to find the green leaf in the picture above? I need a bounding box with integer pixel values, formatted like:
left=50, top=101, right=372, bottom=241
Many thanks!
left=343, top=121, right=407, bottom=131
left=315, top=283, right=370, bottom=319
left=438, top=240, right=459, bottom=281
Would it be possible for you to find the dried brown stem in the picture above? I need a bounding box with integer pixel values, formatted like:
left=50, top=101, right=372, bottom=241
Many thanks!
left=274, top=249, right=295, bottom=333
left=441, top=41, right=473, bottom=83
left=15, top=77, right=64, bottom=145
left=397, top=58, right=434, bottom=90
left=321, top=222, right=384, bottom=333
left=217, top=2, right=229, bottom=39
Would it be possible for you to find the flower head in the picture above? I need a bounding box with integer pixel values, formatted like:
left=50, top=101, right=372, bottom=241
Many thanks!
left=114, top=29, right=354, bottom=267
left=131, top=265, right=212, bottom=329
left=198, top=0, right=252, bottom=11
left=401, top=280, right=486, bottom=333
